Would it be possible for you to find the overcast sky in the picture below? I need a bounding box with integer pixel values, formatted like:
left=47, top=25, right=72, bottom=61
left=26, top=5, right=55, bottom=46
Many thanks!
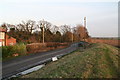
left=0, top=0, right=119, bottom=37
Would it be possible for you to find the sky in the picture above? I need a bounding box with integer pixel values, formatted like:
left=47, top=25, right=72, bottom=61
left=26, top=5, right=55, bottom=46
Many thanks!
left=0, top=0, right=119, bottom=37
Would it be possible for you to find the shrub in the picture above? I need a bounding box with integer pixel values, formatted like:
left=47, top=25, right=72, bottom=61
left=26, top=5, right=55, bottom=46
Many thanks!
left=2, top=46, right=13, bottom=58
left=2, top=43, right=26, bottom=59
left=26, top=42, right=70, bottom=54
left=26, top=43, right=46, bottom=53
left=46, top=42, right=58, bottom=47
left=12, top=43, right=26, bottom=55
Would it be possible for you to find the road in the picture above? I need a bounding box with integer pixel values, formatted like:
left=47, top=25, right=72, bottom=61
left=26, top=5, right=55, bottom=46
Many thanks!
left=2, top=43, right=79, bottom=79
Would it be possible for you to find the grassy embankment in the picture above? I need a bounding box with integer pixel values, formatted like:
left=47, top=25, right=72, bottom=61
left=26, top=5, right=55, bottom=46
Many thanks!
left=21, top=43, right=119, bottom=78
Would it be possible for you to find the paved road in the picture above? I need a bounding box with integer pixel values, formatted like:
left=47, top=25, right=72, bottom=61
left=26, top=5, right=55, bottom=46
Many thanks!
left=2, top=43, right=79, bottom=79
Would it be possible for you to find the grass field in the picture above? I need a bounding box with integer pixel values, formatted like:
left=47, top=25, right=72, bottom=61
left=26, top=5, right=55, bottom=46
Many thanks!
left=21, top=43, right=119, bottom=78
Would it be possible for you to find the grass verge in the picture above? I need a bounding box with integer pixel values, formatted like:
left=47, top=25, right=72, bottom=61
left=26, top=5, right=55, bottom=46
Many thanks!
left=20, top=43, right=119, bottom=78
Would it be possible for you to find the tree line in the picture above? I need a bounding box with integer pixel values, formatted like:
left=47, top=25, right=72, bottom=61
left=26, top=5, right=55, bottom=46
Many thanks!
left=0, top=20, right=90, bottom=43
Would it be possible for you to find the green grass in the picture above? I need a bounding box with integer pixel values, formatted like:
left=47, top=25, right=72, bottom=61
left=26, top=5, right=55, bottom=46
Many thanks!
left=21, top=43, right=119, bottom=78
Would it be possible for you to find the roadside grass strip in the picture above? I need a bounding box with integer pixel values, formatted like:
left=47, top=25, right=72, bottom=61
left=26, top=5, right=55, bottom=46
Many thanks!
left=21, top=43, right=119, bottom=78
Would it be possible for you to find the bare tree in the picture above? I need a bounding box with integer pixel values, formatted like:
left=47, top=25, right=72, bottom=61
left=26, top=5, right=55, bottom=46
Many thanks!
left=51, top=25, right=59, bottom=34
left=16, top=20, right=36, bottom=34
left=37, top=20, right=53, bottom=43
left=37, top=20, right=52, bottom=31
left=76, top=24, right=89, bottom=41
left=60, top=25, right=71, bottom=34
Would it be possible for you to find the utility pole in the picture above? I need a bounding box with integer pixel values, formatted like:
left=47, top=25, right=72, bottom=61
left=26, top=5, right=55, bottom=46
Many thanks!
left=42, top=19, right=45, bottom=43
left=72, top=32, right=74, bottom=42
left=71, top=28, right=74, bottom=43
left=84, top=17, right=86, bottom=28
left=84, top=17, right=86, bottom=42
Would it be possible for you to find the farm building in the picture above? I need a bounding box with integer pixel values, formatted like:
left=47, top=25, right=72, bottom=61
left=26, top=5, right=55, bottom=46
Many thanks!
left=0, top=27, right=16, bottom=46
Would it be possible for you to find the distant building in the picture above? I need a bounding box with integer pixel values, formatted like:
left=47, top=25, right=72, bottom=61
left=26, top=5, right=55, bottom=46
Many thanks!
left=0, top=27, right=16, bottom=46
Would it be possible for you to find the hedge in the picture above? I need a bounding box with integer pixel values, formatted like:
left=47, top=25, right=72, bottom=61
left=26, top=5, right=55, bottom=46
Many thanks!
left=2, top=43, right=26, bottom=59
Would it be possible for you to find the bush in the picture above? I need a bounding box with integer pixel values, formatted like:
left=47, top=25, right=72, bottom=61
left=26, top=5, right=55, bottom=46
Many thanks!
left=26, top=42, right=70, bottom=54
left=46, top=42, right=58, bottom=47
left=2, top=43, right=26, bottom=59
left=2, top=46, right=9, bottom=58
left=26, top=43, right=46, bottom=53
left=12, top=43, right=26, bottom=55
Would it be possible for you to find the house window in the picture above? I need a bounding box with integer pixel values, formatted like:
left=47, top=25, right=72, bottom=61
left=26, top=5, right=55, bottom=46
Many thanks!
left=0, top=32, right=5, bottom=39
left=0, top=42, right=2, bottom=46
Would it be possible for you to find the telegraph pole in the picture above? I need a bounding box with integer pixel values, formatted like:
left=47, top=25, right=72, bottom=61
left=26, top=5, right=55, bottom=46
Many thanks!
left=84, top=17, right=86, bottom=28
left=82, top=17, right=86, bottom=49
left=42, top=19, right=45, bottom=43
left=72, top=32, right=73, bottom=42
left=84, top=17, right=86, bottom=42
left=71, top=28, right=74, bottom=43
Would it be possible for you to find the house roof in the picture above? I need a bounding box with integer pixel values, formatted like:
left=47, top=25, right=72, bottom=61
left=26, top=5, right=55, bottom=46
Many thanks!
left=0, top=27, right=7, bottom=32
left=6, top=34, right=16, bottom=40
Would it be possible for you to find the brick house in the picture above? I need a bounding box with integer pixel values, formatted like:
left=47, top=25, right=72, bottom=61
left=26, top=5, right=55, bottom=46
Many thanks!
left=0, top=27, right=16, bottom=46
